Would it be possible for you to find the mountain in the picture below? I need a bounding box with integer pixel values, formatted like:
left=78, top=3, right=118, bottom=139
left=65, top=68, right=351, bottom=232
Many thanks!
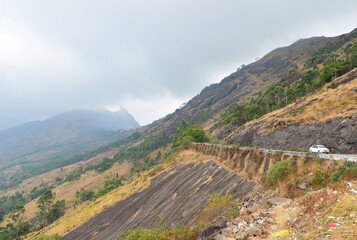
left=135, top=28, right=357, bottom=153
left=1, top=29, right=357, bottom=240
left=0, top=108, right=139, bottom=188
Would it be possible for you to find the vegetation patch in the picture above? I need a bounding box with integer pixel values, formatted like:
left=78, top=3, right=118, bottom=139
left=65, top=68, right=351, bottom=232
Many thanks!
left=312, top=169, right=330, bottom=189
left=118, top=226, right=199, bottom=240
left=331, top=162, right=357, bottom=182
left=173, top=121, right=209, bottom=149
left=198, top=193, right=234, bottom=225
left=266, top=159, right=295, bottom=185
left=32, top=234, right=61, bottom=240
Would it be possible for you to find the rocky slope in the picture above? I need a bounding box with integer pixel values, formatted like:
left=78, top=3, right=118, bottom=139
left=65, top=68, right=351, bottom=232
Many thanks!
left=145, top=28, right=357, bottom=137
left=227, top=68, right=357, bottom=153
left=61, top=161, right=255, bottom=240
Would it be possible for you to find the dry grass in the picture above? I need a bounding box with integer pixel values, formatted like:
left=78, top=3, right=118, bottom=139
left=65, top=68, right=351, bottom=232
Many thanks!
left=235, top=69, right=357, bottom=133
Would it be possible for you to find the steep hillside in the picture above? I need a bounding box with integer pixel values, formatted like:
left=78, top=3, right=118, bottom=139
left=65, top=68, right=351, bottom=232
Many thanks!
left=0, top=108, right=139, bottom=189
left=145, top=28, right=357, bottom=138
left=227, top=68, right=357, bottom=153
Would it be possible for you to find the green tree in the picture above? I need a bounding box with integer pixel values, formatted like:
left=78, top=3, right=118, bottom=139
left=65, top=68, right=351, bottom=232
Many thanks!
left=174, top=125, right=209, bottom=148
left=350, top=42, right=357, bottom=68
left=37, top=190, right=54, bottom=227
left=76, top=189, right=94, bottom=202
left=10, top=203, right=25, bottom=239
left=47, top=200, right=65, bottom=223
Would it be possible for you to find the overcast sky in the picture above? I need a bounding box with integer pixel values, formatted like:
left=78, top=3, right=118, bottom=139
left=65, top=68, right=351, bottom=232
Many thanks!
left=0, top=0, right=357, bottom=130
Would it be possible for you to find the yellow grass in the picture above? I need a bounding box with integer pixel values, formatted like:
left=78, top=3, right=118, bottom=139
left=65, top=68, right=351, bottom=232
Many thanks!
left=25, top=162, right=171, bottom=239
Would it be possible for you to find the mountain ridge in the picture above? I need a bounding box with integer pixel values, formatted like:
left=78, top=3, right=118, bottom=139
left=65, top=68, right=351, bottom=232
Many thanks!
left=0, top=108, right=139, bottom=189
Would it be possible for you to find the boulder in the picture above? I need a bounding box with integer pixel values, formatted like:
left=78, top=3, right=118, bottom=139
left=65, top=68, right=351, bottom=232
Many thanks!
left=267, top=197, right=292, bottom=207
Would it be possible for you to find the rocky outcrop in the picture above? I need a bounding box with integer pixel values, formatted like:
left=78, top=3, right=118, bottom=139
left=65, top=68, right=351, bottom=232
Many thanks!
left=231, top=115, right=357, bottom=153
left=62, top=161, right=256, bottom=240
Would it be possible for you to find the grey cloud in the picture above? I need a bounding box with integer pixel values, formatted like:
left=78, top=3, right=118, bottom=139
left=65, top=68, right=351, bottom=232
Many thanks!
left=0, top=0, right=357, bottom=128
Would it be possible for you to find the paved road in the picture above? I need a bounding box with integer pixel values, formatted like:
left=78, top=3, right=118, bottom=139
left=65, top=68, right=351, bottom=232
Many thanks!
left=194, top=143, right=357, bottom=162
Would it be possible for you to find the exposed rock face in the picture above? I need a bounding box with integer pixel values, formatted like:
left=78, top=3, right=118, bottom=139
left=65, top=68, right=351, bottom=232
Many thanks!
left=231, top=116, right=357, bottom=153
left=62, top=161, right=256, bottom=240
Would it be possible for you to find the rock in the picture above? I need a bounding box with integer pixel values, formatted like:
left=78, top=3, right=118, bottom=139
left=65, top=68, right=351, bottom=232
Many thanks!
left=297, top=182, right=310, bottom=190
left=231, top=114, right=357, bottom=154
left=213, top=234, right=227, bottom=240
left=226, top=222, right=236, bottom=229
left=267, top=197, right=292, bottom=207
left=197, top=220, right=227, bottom=239
left=246, top=207, right=254, bottom=214
left=250, top=226, right=262, bottom=237
left=221, top=228, right=233, bottom=236
left=232, top=218, right=241, bottom=226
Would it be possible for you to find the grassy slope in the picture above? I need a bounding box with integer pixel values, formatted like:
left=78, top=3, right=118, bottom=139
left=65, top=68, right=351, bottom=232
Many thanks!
left=226, top=68, right=357, bottom=137
left=0, top=160, right=130, bottom=227
left=0, top=148, right=120, bottom=198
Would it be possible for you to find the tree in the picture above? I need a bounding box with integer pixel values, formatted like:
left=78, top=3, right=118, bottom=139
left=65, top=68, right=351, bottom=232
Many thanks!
left=10, top=203, right=25, bottom=239
left=37, top=190, right=54, bottom=227
left=47, top=200, right=65, bottom=223
left=350, top=42, right=357, bottom=68
left=76, top=189, right=94, bottom=202
left=174, top=125, right=209, bottom=148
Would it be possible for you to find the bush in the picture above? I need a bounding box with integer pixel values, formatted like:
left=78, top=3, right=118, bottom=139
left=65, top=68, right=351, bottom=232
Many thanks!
left=331, top=162, right=357, bottom=182
left=198, top=193, right=234, bottom=225
left=344, top=162, right=357, bottom=179
left=94, top=178, right=124, bottom=198
left=312, top=169, right=329, bottom=189
left=266, top=160, right=295, bottom=185
left=331, top=166, right=346, bottom=183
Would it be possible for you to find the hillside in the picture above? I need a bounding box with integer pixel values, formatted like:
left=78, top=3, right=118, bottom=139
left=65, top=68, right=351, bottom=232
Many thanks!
left=1, top=29, right=357, bottom=240
left=0, top=108, right=139, bottom=189
left=145, top=28, right=357, bottom=138
left=226, top=69, right=357, bottom=153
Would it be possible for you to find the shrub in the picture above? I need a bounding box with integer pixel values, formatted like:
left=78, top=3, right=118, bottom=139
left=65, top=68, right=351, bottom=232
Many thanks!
left=94, top=178, right=124, bottom=198
left=266, top=159, right=295, bottom=185
left=344, top=162, right=357, bottom=179
left=312, top=169, right=329, bottom=189
left=198, top=193, right=234, bottom=225
left=331, top=166, right=346, bottom=183
left=331, top=162, right=357, bottom=182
